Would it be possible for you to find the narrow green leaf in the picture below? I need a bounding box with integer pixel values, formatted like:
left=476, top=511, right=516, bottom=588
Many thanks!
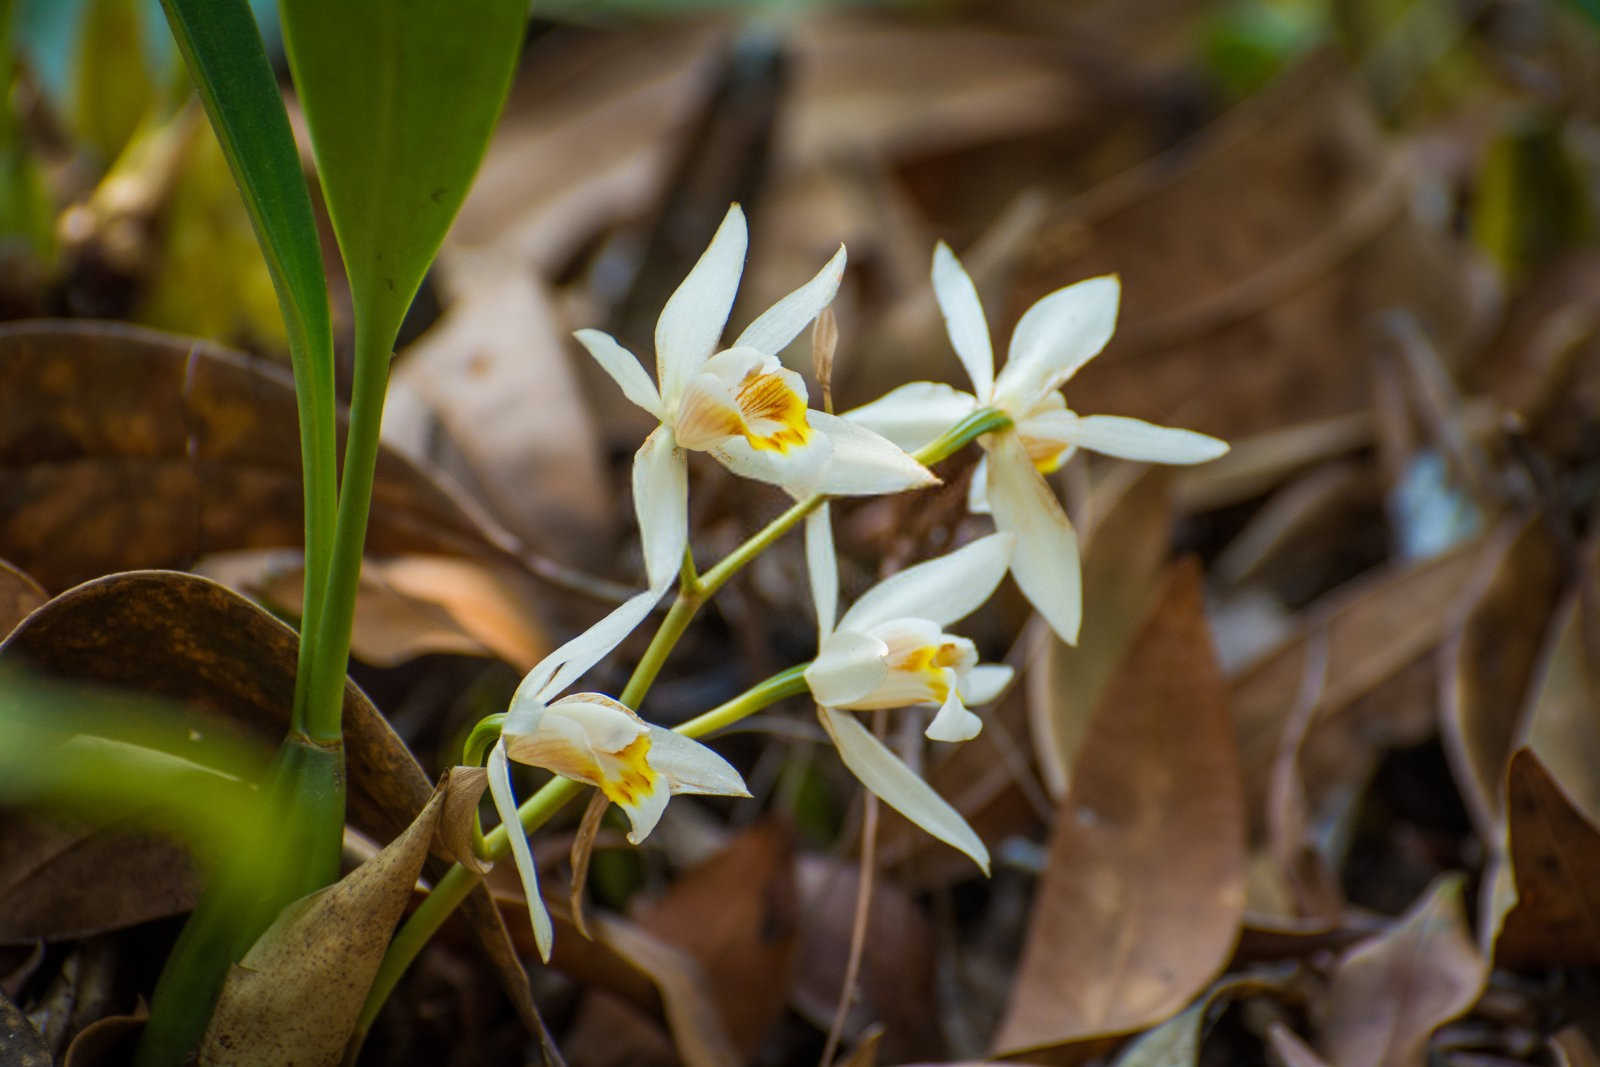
left=279, top=0, right=525, bottom=350
left=158, top=0, right=338, bottom=728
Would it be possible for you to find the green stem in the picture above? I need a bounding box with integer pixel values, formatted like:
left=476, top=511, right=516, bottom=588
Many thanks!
left=304, top=324, right=391, bottom=743
left=357, top=665, right=809, bottom=1038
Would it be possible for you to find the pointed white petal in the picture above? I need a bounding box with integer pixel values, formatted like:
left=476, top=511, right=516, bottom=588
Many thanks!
left=843, top=381, right=979, bottom=453
left=488, top=743, right=553, bottom=961
left=1050, top=413, right=1229, bottom=464
left=511, top=590, right=657, bottom=710
left=807, top=504, right=838, bottom=642
left=656, top=205, right=747, bottom=405
left=574, top=329, right=662, bottom=418
left=647, top=727, right=750, bottom=797
left=805, top=630, right=890, bottom=707
left=958, top=663, right=1014, bottom=705
left=839, top=532, right=1014, bottom=633
left=733, top=244, right=846, bottom=355
left=925, top=679, right=983, bottom=742
left=634, top=425, right=689, bottom=595
left=967, top=454, right=991, bottom=514
left=932, top=242, right=995, bottom=400
left=616, top=784, right=670, bottom=845
left=995, top=275, right=1119, bottom=407
left=986, top=432, right=1081, bottom=644
left=818, top=706, right=989, bottom=874
left=807, top=411, right=939, bottom=496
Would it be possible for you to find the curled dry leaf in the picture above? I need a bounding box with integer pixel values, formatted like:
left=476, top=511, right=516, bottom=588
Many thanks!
left=994, top=559, right=1246, bottom=1058
left=1550, top=1025, right=1600, bottom=1067
left=0, top=571, right=541, bottom=1038
left=1494, top=749, right=1600, bottom=966
left=0, top=321, right=529, bottom=593
left=1266, top=1022, right=1335, bottom=1067
left=0, top=560, right=46, bottom=637
left=198, top=775, right=472, bottom=1065
left=1317, top=875, right=1486, bottom=1067
left=1440, top=516, right=1566, bottom=838
left=1109, top=969, right=1299, bottom=1067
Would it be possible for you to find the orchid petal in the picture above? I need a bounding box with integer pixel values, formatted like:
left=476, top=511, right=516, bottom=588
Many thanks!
left=958, top=663, right=1014, bottom=705
left=807, top=504, right=838, bottom=642
left=574, top=328, right=662, bottom=418
left=616, top=784, right=670, bottom=845
left=488, top=742, right=553, bottom=961
left=995, top=274, right=1119, bottom=407
left=656, top=205, right=747, bottom=405
left=1049, top=413, right=1230, bottom=464
left=634, top=425, right=689, bottom=595
left=843, top=381, right=979, bottom=453
left=925, top=679, right=982, bottom=742
left=733, top=244, right=847, bottom=355
left=932, top=242, right=995, bottom=400
left=839, top=532, right=1013, bottom=633
left=986, top=432, right=1081, bottom=644
left=646, top=727, right=750, bottom=798
left=806, top=630, right=891, bottom=707
left=710, top=433, right=833, bottom=494
left=511, top=590, right=657, bottom=711
left=967, top=454, right=991, bottom=514
left=818, top=706, right=989, bottom=874
left=807, top=411, right=939, bottom=496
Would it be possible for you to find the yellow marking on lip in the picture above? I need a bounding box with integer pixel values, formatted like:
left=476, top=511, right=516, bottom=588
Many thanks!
left=1024, top=435, right=1071, bottom=474
left=890, top=643, right=961, bottom=701
left=736, top=369, right=812, bottom=453
left=598, top=733, right=657, bottom=807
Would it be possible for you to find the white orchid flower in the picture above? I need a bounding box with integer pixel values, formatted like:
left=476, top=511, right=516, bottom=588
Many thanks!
left=486, top=590, right=749, bottom=961
left=802, top=522, right=1016, bottom=873
left=847, top=244, right=1229, bottom=644
left=576, top=204, right=936, bottom=593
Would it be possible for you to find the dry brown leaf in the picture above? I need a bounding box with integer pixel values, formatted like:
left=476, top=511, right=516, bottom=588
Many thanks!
left=1232, top=536, right=1487, bottom=837
left=199, top=550, right=549, bottom=672
left=993, top=559, right=1245, bottom=1058
left=1440, top=516, right=1566, bottom=838
left=1267, top=1022, right=1335, bottom=1067
left=636, top=820, right=799, bottom=1061
left=1494, top=749, right=1600, bottom=966
left=0, top=819, right=198, bottom=943
left=1519, top=561, right=1600, bottom=827
left=1550, top=1026, right=1600, bottom=1067
left=1028, top=465, right=1173, bottom=799
left=792, top=855, right=940, bottom=1065
left=0, top=321, right=528, bottom=593
left=0, top=560, right=45, bottom=637
left=1008, top=58, right=1476, bottom=442
left=198, top=775, right=471, bottom=1065
left=392, top=266, right=610, bottom=557
left=1317, top=875, right=1486, bottom=1067
left=60, top=1009, right=147, bottom=1067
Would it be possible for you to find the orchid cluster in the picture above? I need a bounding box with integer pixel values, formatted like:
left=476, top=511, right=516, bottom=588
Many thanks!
left=474, top=205, right=1228, bottom=960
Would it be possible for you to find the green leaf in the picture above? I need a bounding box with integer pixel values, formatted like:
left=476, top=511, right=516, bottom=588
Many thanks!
left=279, top=0, right=525, bottom=351
left=158, top=0, right=339, bottom=727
